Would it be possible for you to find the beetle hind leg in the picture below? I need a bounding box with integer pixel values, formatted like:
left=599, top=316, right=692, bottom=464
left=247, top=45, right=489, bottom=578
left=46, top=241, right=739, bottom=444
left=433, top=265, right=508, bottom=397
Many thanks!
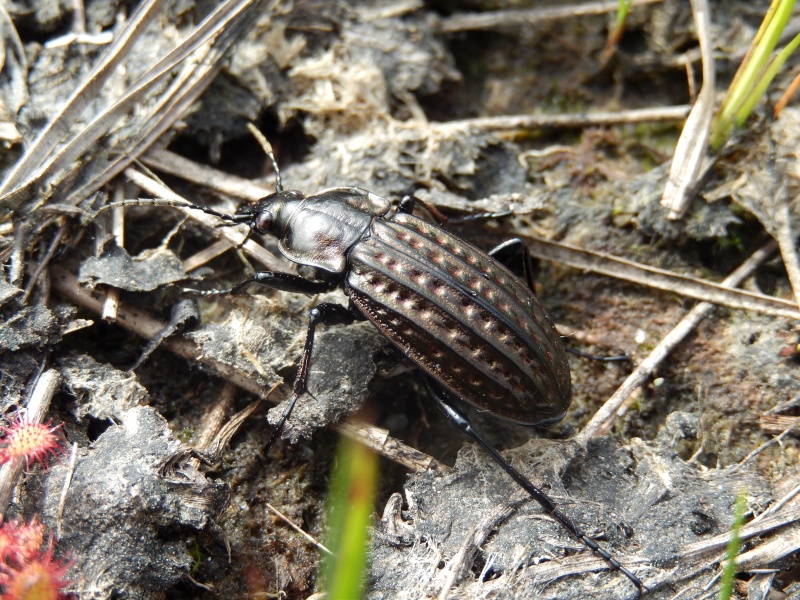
left=422, top=377, right=645, bottom=596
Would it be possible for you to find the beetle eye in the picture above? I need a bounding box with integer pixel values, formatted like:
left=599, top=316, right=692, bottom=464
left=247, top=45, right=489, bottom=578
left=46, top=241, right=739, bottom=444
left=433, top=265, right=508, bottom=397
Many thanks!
left=253, top=211, right=273, bottom=234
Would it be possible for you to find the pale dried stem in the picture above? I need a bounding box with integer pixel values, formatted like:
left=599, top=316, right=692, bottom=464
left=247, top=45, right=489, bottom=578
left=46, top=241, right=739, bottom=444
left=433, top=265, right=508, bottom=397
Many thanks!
left=0, top=368, right=61, bottom=517
left=143, top=148, right=273, bottom=202
left=660, top=0, right=715, bottom=218
left=575, top=239, right=779, bottom=445
left=182, top=240, right=233, bottom=273
left=21, top=223, right=66, bottom=303
left=526, top=236, right=798, bottom=320
left=439, top=0, right=663, bottom=33
left=102, top=187, right=125, bottom=321
left=265, top=501, right=333, bottom=556
left=431, top=105, right=690, bottom=134
left=123, top=167, right=286, bottom=272
left=773, top=201, right=800, bottom=312
left=56, top=442, right=79, bottom=539
left=194, top=383, right=238, bottom=451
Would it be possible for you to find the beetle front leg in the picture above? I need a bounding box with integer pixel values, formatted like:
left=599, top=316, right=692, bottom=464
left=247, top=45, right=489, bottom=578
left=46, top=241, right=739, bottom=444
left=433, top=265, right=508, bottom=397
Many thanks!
left=184, top=271, right=339, bottom=296
left=422, top=377, right=645, bottom=596
left=265, top=302, right=363, bottom=451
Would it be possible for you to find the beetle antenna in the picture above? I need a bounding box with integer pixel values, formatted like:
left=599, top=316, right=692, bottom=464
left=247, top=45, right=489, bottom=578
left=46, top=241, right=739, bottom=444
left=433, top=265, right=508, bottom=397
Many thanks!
left=246, top=123, right=283, bottom=193
left=90, top=198, right=239, bottom=223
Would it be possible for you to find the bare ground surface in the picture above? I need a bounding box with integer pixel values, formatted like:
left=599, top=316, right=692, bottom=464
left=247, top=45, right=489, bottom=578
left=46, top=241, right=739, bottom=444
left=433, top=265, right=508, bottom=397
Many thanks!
left=2, top=0, right=800, bottom=599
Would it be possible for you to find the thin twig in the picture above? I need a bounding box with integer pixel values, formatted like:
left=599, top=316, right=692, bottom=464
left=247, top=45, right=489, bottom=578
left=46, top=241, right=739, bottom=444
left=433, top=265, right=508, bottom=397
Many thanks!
left=439, top=0, right=663, bottom=34
left=186, top=382, right=238, bottom=471
left=102, top=186, right=125, bottom=321
left=123, top=167, right=286, bottom=272
left=0, top=368, right=61, bottom=517
left=575, top=239, right=779, bottom=444
left=430, top=105, right=690, bottom=134
left=56, top=442, right=79, bottom=539
left=142, top=148, right=273, bottom=202
left=182, top=240, right=233, bottom=273
left=660, top=0, right=715, bottom=218
left=525, top=236, right=797, bottom=320
left=21, top=223, right=66, bottom=303
left=265, top=501, right=333, bottom=556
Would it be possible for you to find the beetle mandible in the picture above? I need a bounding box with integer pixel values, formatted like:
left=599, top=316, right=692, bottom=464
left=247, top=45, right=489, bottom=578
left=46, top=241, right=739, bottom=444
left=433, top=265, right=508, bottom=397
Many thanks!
left=104, top=146, right=644, bottom=595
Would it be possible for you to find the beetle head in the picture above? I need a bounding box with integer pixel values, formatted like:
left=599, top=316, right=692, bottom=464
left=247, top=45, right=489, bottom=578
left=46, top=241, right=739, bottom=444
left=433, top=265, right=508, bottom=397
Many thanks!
left=233, top=190, right=306, bottom=235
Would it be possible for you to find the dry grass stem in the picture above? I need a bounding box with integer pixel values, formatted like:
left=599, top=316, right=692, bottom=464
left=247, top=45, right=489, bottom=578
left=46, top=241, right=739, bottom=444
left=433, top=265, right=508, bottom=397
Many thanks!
left=660, top=0, right=715, bottom=218
left=123, top=167, right=286, bottom=272
left=56, top=442, right=79, bottom=539
left=575, top=239, right=779, bottom=444
left=432, top=105, right=691, bottom=134
left=265, top=501, right=333, bottom=556
left=526, top=236, right=796, bottom=319
left=0, top=368, right=61, bottom=516
left=143, top=148, right=273, bottom=202
left=439, top=0, right=663, bottom=34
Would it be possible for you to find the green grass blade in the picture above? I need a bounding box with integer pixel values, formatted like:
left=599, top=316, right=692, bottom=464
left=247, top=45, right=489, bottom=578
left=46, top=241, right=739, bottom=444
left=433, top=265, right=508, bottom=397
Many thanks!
left=736, top=31, right=800, bottom=125
left=615, top=0, right=633, bottom=27
left=320, top=435, right=379, bottom=600
left=718, top=493, right=747, bottom=600
left=711, top=0, right=796, bottom=149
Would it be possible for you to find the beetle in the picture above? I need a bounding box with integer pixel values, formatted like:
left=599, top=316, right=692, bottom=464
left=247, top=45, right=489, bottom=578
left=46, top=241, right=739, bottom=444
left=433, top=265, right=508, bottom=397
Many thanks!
left=98, top=147, right=644, bottom=595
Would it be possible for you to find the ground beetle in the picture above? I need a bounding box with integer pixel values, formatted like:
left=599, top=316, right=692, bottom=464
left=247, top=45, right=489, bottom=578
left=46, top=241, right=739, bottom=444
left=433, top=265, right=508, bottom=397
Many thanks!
left=100, top=146, right=644, bottom=595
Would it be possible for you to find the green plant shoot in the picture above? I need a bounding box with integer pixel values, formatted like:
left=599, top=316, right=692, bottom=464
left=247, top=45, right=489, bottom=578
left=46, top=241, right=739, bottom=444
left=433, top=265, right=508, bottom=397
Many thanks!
left=711, top=0, right=797, bottom=149
left=320, top=435, right=379, bottom=600
left=719, top=493, right=747, bottom=600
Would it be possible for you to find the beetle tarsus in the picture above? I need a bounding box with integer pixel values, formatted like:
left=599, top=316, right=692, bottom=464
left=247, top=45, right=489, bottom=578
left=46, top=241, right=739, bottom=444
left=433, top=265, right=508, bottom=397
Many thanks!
left=565, top=346, right=631, bottom=363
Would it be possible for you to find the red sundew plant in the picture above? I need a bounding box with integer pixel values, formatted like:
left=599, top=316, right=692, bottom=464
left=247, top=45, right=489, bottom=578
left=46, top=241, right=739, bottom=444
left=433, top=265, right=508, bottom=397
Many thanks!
left=0, top=416, right=64, bottom=470
left=0, top=542, right=71, bottom=600
left=0, top=517, right=45, bottom=563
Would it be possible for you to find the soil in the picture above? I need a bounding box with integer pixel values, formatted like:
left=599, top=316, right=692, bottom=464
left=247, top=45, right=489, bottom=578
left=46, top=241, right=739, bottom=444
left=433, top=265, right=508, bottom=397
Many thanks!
left=2, top=1, right=800, bottom=599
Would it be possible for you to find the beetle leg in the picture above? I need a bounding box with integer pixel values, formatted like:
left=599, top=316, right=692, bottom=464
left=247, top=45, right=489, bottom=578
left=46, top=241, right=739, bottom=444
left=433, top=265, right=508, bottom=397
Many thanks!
left=397, top=195, right=450, bottom=225
left=265, top=302, right=363, bottom=451
left=184, top=271, right=340, bottom=296
left=398, top=196, right=513, bottom=226
left=446, top=209, right=514, bottom=224
left=422, top=377, right=645, bottom=596
left=488, top=238, right=537, bottom=292
left=488, top=241, right=629, bottom=363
